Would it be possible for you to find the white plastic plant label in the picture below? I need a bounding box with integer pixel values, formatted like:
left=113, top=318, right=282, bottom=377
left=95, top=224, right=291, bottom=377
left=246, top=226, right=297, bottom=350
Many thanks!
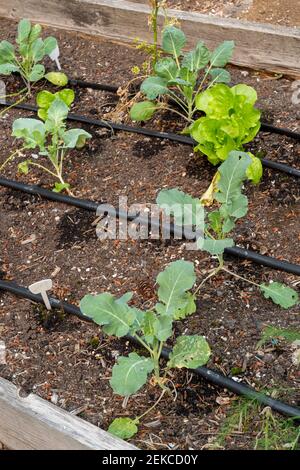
left=49, top=45, right=61, bottom=70
left=0, top=79, right=6, bottom=105
left=0, top=341, right=6, bottom=364
left=29, top=279, right=53, bottom=310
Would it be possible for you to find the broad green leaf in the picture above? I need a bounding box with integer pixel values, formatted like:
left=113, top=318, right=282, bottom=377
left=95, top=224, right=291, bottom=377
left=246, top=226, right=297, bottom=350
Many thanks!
left=108, top=418, right=138, bottom=440
left=28, top=24, right=42, bottom=44
left=45, top=72, right=68, bottom=87
left=220, top=193, right=248, bottom=220
left=130, top=101, right=158, bottom=122
left=28, top=63, right=45, bottom=82
left=12, top=118, right=46, bottom=149
left=232, top=84, right=257, bottom=105
left=0, top=41, right=15, bottom=63
left=37, top=109, right=47, bottom=121
left=182, top=41, right=210, bottom=72
left=198, top=237, right=234, bottom=255
left=173, top=292, right=196, bottom=320
left=142, top=311, right=173, bottom=343
left=195, top=83, right=233, bottom=117
left=154, top=57, right=178, bottom=80
left=80, top=292, right=137, bottom=337
left=156, top=260, right=196, bottom=316
left=18, top=160, right=30, bottom=175
left=162, top=26, right=186, bottom=59
left=53, top=182, right=70, bottom=193
left=0, top=63, right=19, bottom=74
left=260, top=282, right=299, bottom=309
left=141, top=76, right=168, bottom=100
left=209, top=68, right=231, bottom=83
left=37, top=89, right=74, bottom=120
left=257, top=326, right=300, bottom=348
left=45, top=98, right=69, bottom=131
left=208, top=211, right=222, bottom=233
left=110, top=352, right=154, bottom=396
left=62, top=128, right=91, bottom=149
left=57, top=88, right=75, bottom=107
left=167, top=335, right=211, bottom=369
left=17, top=19, right=31, bottom=44
left=44, top=36, right=58, bottom=55
left=36, top=90, right=55, bottom=109
left=210, top=40, right=234, bottom=67
left=30, top=38, right=45, bottom=62
left=116, top=292, right=134, bottom=305
left=246, top=154, right=263, bottom=184
left=142, top=311, right=158, bottom=344
left=179, top=67, right=197, bottom=87
left=157, top=188, right=202, bottom=226
left=216, top=151, right=252, bottom=206
left=156, top=315, right=173, bottom=341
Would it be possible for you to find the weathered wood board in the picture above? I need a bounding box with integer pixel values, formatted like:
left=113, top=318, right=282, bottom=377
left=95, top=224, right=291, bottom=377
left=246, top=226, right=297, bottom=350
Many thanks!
left=0, top=1, right=299, bottom=76
left=0, top=377, right=138, bottom=450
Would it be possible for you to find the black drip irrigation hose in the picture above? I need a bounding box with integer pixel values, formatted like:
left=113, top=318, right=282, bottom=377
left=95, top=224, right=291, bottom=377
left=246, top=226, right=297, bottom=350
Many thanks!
left=0, top=277, right=299, bottom=420
left=68, top=78, right=119, bottom=94
left=1, top=176, right=300, bottom=276
left=1, top=101, right=300, bottom=178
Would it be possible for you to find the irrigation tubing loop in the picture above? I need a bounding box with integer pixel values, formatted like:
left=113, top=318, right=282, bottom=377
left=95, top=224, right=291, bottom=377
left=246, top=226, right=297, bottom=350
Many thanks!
left=1, top=176, right=300, bottom=276
left=0, top=277, right=299, bottom=420
left=1, top=100, right=300, bottom=179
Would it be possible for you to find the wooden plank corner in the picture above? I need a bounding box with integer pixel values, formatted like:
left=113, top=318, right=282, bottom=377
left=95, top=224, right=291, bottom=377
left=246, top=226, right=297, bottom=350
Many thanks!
left=0, top=377, right=138, bottom=450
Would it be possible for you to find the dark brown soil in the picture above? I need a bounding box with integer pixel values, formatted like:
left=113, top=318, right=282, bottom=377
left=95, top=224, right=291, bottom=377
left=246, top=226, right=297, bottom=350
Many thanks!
left=168, top=0, right=300, bottom=27
left=0, top=17, right=299, bottom=450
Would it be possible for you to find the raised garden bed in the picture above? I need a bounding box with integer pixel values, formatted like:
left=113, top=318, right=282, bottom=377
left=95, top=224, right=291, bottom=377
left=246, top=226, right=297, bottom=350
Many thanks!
left=0, top=13, right=299, bottom=450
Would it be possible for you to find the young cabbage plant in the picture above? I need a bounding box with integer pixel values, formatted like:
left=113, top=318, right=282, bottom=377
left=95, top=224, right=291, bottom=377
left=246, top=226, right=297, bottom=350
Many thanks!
left=9, top=96, right=91, bottom=194
left=80, top=259, right=211, bottom=440
left=157, top=151, right=299, bottom=310
left=0, top=18, right=67, bottom=98
left=130, top=24, right=234, bottom=123
left=189, top=83, right=263, bottom=183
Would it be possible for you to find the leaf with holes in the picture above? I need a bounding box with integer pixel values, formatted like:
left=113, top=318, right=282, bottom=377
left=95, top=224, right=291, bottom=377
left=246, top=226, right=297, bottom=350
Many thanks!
left=260, top=282, right=299, bottom=309
left=167, top=335, right=211, bottom=369
left=108, top=417, right=138, bottom=440
left=110, top=352, right=154, bottom=396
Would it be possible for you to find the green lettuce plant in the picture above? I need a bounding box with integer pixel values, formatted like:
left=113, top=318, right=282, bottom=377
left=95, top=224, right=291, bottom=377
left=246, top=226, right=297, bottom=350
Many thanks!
left=189, top=83, right=262, bottom=183
left=6, top=94, right=91, bottom=194
left=0, top=18, right=67, bottom=98
left=80, top=259, right=211, bottom=440
left=130, top=24, right=234, bottom=123
left=157, top=151, right=299, bottom=309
